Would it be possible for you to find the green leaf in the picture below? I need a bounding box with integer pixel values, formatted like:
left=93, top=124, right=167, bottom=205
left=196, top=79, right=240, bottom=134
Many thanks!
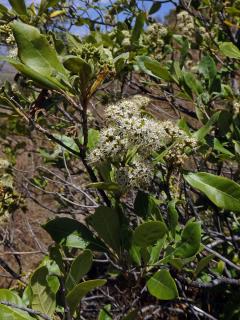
left=134, top=191, right=156, bottom=219
left=30, top=266, right=56, bottom=317
left=148, top=238, right=166, bottom=265
left=98, top=304, right=112, bottom=320
left=131, top=12, right=145, bottom=45
left=183, top=71, right=203, bottom=96
left=193, top=111, right=221, bottom=140
left=39, top=0, right=60, bottom=14
left=87, top=129, right=100, bottom=150
left=43, top=217, right=107, bottom=252
left=12, top=21, right=67, bottom=77
left=0, top=57, right=68, bottom=91
left=213, top=138, right=234, bottom=157
left=87, top=207, right=121, bottom=254
left=167, top=200, right=179, bottom=238
left=219, top=42, right=240, bottom=59
left=63, top=55, right=93, bottom=85
left=43, top=218, right=92, bottom=243
left=133, top=221, right=167, bottom=248
left=0, top=4, right=8, bottom=13
left=195, top=254, right=215, bottom=277
left=8, top=0, right=27, bottom=16
left=184, top=172, right=240, bottom=212
left=174, top=221, right=201, bottom=258
left=199, top=55, right=217, bottom=88
left=147, top=269, right=178, bottom=300
left=136, top=56, right=171, bottom=81
left=65, top=250, right=93, bottom=292
left=0, top=289, right=34, bottom=320
left=87, top=182, right=121, bottom=192
left=149, top=1, right=161, bottom=15
left=66, top=279, right=106, bottom=315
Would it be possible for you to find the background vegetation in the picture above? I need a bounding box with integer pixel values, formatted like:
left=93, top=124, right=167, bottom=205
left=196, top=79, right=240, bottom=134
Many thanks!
left=0, top=0, right=240, bottom=319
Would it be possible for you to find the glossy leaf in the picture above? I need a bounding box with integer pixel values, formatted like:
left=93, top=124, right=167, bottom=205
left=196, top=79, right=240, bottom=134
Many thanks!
left=175, top=221, right=201, bottom=258
left=136, top=56, right=171, bottom=81
left=0, top=57, right=68, bottom=91
left=12, top=21, right=67, bottom=77
left=87, top=206, right=121, bottom=254
left=30, top=266, right=56, bottom=317
left=184, top=172, right=240, bottom=212
left=133, top=221, right=167, bottom=247
left=66, top=279, right=106, bottom=315
left=147, top=269, right=178, bottom=300
left=65, top=250, right=93, bottom=292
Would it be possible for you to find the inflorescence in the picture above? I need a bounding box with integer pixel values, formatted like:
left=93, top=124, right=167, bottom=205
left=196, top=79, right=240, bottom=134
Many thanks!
left=89, top=95, right=197, bottom=190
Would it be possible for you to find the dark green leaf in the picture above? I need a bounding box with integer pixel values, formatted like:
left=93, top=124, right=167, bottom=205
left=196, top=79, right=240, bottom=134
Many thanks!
left=87, top=207, right=121, bottom=254
left=183, top=71, right=203, bottom=96
left=134, top=191, right=156, bottom=218
left=195, top=254, right=215, bottom=277
left=131, top=12, right=145, bottom=44
left=43, top=217, right=107, bottom=252
left=149, top=2, right=161, bottom=15
left=66, top=279, right=106, bottom=315
left=199, top=55, right=217, bottom=88
left=65, top=250, right=93, bottom=292
left=147, top=269, right=178, bottom=300
left=8, top=0, right=27, bottom=15
left=167, top=200, right=179, bottom=238
left=193, top=111, right=221, bottom=140
left=133, top=221, right=167, bottom=248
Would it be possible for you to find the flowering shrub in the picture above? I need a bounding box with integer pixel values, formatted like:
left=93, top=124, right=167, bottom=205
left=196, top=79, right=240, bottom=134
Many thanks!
left=0, top=1, right=240, bottom=319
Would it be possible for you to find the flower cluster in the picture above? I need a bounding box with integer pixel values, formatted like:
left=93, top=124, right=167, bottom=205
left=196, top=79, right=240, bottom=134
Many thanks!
left=70, top=43, right=114, bottom=74
left=0, top=24, right=15, bottom=45
left=233, top=100, right=240, bottom=115
left=0, top=158, right=23, bottom=222
left=88, top=96, right=197, bottom=190
left=177, top=11, right=195, bottom=39
left=144, top=23, right=168, bottom=60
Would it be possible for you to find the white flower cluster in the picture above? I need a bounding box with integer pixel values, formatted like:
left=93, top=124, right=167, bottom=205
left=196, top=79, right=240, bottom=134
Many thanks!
left=233, top=100, right=240, bottom=115
left=146, top=23, right=167, bottom=48
left=177, top=11, right=195, bottom=39
left=88, top=96, right=197, bottom=189
left=144, top=23, right=168, bottom=60
left=0, top=24, right=15, bottom=45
